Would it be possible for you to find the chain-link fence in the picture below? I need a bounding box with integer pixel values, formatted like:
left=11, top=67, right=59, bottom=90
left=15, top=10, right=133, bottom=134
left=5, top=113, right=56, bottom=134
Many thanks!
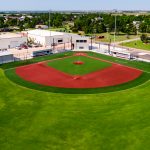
left=0, top=43, right=72, bottom=64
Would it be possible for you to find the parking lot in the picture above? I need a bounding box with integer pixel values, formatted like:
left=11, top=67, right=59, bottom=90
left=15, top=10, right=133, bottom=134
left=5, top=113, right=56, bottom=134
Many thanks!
left=8, top=43, right=71, bottom=60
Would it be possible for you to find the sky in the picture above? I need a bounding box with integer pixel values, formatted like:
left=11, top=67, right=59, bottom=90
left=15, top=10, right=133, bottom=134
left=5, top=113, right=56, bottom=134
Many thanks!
left=0, top=0, right=150, bottom=11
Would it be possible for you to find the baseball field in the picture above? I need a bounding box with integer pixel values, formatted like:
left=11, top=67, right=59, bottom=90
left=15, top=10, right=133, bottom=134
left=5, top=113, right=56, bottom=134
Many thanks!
left=0, top=51, right=150, bottom=150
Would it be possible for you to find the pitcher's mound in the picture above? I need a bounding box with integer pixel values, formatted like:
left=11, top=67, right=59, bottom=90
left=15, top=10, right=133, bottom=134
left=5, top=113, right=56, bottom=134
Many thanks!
left=73, top=61, right=84, bottom=65
left=73, top=75, right=82, bottom=80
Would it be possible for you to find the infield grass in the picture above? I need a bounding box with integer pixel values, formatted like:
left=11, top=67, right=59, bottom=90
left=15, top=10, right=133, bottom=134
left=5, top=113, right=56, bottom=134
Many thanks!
left=47, top=55, right=111, bottom=75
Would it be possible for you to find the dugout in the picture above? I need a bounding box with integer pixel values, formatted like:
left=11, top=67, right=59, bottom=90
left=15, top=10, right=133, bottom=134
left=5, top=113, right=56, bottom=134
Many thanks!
left=0, top=51, right=14, bottom=64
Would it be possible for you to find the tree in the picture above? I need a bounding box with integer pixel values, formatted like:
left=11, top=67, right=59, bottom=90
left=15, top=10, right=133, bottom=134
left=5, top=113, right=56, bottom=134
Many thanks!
left=141, top=34, right=147, bottom=41
left=0, top=17, right=4, bottom=28
left=96, top=23, right=106, bottom=33
left=139, top=23, right=147, bottom=33
left=125, top=23, right=137, bottom=35
left=5, top=18, right=18, bottom=26
left=71, top=27, right=78, bottom=33
left=140, top=34, right=150, bottom=43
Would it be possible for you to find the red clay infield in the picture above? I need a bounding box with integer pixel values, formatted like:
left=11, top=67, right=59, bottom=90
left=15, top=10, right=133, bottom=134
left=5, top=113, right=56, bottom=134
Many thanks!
left=16, top=55, right=142, bottom=89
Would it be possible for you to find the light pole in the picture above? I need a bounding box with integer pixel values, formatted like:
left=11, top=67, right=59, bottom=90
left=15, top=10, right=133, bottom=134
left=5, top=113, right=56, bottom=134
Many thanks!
left=49, top=10, right=52, bottom=48
left=136, top=24, right=139, bottom=45
left=114, top=15, right=117, bottom=44
left=49, top=10, right=51, bottom=33
left=106, top=27, right=109, bottom=40
left=146, top=25, right=149, bottom=34
left=90, top=36, right=93, bottom=50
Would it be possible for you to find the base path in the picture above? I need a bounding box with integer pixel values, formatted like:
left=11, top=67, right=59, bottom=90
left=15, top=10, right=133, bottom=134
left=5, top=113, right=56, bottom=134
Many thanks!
left=16, top=56, right=142, bottom=89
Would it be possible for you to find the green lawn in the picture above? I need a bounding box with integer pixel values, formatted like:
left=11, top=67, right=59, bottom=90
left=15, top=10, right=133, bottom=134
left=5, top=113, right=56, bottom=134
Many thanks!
left=0, top=52, right=150, bottom=150
left=122, top=40, right=150, bottom=51
left=47, top=56, right=111, bottom=75
left=87, top=33, right=140, bottom=43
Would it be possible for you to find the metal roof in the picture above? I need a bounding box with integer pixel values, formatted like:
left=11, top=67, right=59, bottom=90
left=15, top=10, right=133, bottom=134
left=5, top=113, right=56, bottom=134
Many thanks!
left=27, top=29, right=64, bottom=37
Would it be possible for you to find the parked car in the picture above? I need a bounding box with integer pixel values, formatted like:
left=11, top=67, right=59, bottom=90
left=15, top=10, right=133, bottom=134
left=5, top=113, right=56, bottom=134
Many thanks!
left=20, top=44, right=28, bottom=49
left=28, top=44, right=32, bottom=48
left=16, top=46, right=21, bottom=50
left=34, top=45, right=40, bottom=48
left=97, top=36, right=105, bottom=39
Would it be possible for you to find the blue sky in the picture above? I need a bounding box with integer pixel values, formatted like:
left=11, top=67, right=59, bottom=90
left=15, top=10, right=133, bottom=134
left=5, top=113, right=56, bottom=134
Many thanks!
left=0, top=0, right=150, bottom=11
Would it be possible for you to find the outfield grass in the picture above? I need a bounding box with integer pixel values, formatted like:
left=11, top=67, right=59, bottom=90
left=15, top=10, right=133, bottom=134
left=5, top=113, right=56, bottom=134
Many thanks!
left=122, top=40, right=150, bottom=51
left=47, top=56, right=111, bottom=75
left=0, top=52, right=150, bottom=150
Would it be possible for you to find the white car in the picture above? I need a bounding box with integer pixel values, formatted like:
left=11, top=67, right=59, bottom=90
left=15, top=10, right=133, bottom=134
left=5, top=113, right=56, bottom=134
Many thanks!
left=16, top=46, right=21, bottom=50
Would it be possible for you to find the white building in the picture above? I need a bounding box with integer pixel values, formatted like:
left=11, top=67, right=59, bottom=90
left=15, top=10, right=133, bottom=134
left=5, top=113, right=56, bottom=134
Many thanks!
left=27, top=29, right=66, bottom=46
left=71, top=34, right=89, bottom=50
left=27, top=29, right=89, bottom=50
left=0, top=33, right=27, bottom=50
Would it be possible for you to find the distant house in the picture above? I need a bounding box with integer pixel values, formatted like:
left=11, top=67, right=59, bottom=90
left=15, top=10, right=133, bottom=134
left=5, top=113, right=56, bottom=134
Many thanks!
left=19, top=16, right=25, bottom=21
left=95, top=17, right=103, bottom=21
left=133, top=21, right=141, bottom=25
left=63, top=21, right=74, bottom=27
left=27, top=15, right=33, bottom=19
left=35, top=25, right=49, bottom=29
left=133, top=21, right=141, bottom=29
left=4, top=16, right=19, bottom=22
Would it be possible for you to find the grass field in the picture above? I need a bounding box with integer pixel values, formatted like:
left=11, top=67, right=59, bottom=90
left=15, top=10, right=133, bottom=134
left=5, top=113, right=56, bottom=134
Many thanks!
left=122, top=40, right=150, bottom=51
left=87, top=33, right=140, bottom=43
left=47, top=56, right=111, bottom=75
left=0, top=52, right=150, bottom=150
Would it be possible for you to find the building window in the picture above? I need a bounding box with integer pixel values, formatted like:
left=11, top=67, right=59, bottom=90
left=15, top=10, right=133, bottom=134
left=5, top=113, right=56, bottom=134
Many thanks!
left=58, top=39, right=63, bottom=43
left=76, top=40, right=87, bottom=43
left=79, top=47, right=84, bottom=49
